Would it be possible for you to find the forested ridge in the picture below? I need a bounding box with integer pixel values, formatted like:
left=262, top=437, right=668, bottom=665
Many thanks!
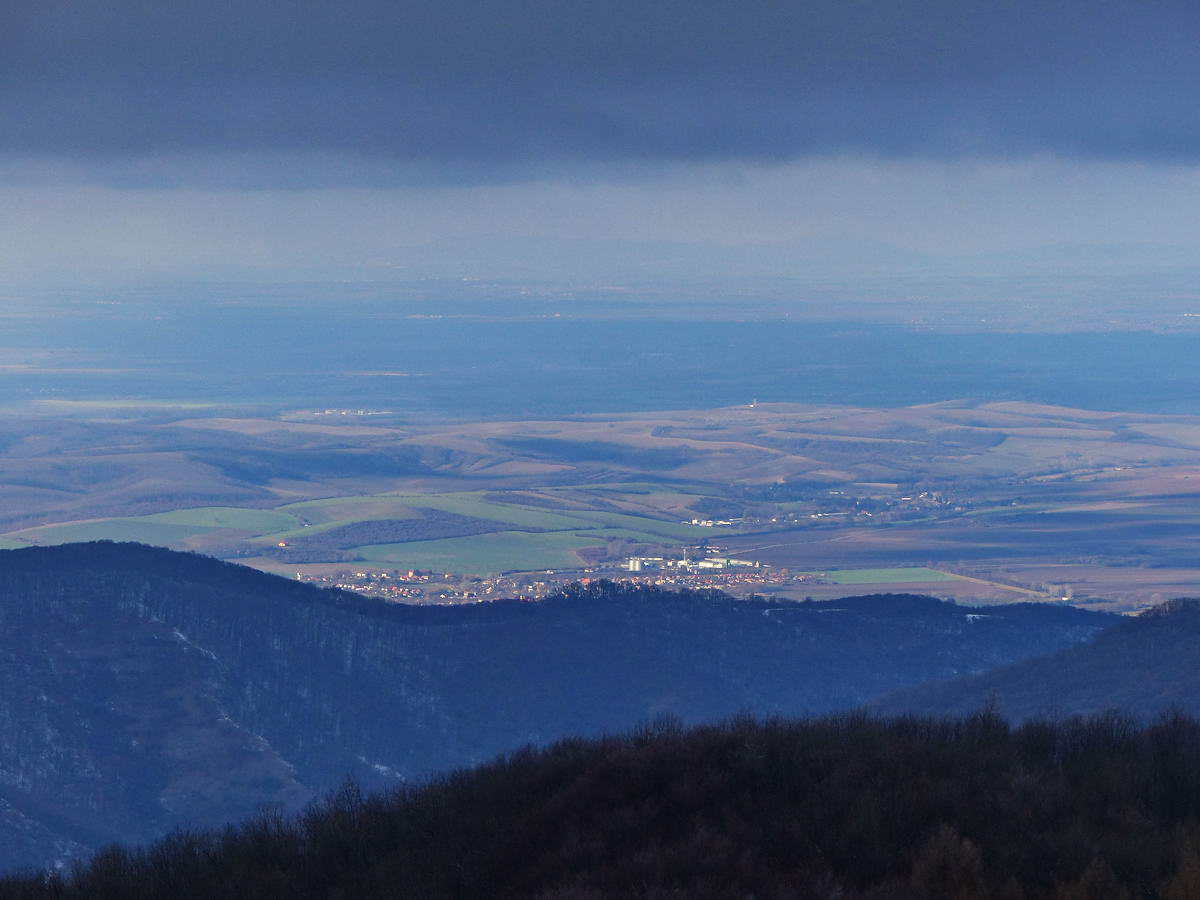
left=6, top=711, right=1200, bottom=898
left=0, top=542, right=1111, bottom=872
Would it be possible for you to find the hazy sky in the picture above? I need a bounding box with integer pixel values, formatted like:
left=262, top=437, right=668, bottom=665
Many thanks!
left=3, top=0, right=1199, bottom=285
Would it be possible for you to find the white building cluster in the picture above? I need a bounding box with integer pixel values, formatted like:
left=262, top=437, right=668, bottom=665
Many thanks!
left=626, top=555, right=762, bottom=573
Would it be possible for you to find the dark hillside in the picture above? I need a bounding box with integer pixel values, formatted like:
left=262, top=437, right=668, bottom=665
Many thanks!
left=878, top=598, right=1200, bottom=722
left=0, top=542, right=1112, bottom=872
left=7, top=712, right=1200, bottom=898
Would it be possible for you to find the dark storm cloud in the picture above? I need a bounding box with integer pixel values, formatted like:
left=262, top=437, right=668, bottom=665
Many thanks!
left=3, top=0, right=1200, bottom=183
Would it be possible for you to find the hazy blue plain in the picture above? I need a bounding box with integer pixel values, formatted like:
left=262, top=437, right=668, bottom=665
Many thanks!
left=2, top=293, right=1197, bottom=419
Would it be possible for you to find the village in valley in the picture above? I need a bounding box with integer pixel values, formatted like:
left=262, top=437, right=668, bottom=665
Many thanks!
left=295, top=556, right=806, bottom=604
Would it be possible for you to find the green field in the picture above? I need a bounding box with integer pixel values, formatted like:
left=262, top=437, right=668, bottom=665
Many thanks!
left=278, top=491, right=599, bottom=537
left=5, top=506, right=305, bottom=551
left=354, top=530, right=615, bottom=574
left=816, top=567, right=960, bottom=585
left=278, top=496, right=423, bottom=521
left=254, top=513, right=428, bottom=543
left=10, top=519, right=217, bottom=548
left=564, top=527, right=676, bottom=545
left=140, top=507, right=301, bottom=532
left=0, top=489, right=698, bottom=572
left=0, top=538, right=30, bottom=550
left=283, top=491, right=703, bottom=540
left=385, top=493, right=597, bottom=530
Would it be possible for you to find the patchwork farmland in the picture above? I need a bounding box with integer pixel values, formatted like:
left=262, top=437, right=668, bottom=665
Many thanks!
left=6, top=400, right=1200, bottom=607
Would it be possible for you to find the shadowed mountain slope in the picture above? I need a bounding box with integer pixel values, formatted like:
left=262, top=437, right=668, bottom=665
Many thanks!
left=0, top=542, right=1111, bottom=872
left=877, top=598, right=1200, bottom=722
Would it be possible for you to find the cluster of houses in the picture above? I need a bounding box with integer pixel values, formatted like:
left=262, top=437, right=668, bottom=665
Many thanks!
left=625, top=555, right=762, bottom=573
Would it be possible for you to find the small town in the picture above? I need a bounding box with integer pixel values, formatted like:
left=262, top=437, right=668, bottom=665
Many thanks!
left=291, top=552, right=828, bottom=604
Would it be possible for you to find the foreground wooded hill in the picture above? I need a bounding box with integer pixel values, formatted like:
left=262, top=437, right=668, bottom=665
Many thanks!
left=0, top=542, right=1109, bottom=873
left=6, top=711, right=1200, bottom=899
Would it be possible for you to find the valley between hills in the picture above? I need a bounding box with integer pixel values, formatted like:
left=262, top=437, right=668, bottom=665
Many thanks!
left=4, top=398, right=1200, bottom=610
